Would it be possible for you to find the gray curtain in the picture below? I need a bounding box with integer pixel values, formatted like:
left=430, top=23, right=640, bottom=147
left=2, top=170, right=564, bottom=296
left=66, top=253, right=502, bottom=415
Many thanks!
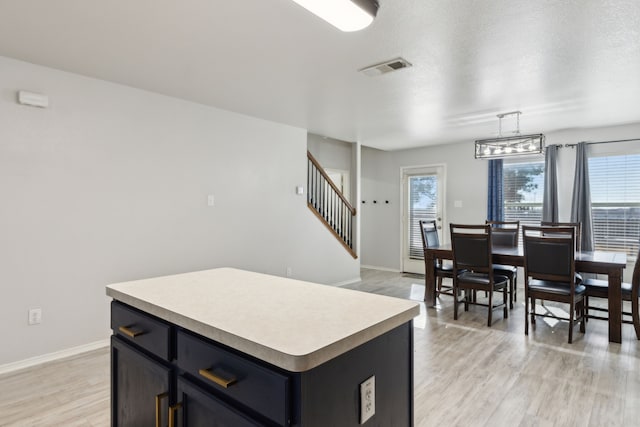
left=487, top=159, right=504, bottom=221
left=571, top=142, right=594, bottom=251
left=542, top=145, right=559, bottom=222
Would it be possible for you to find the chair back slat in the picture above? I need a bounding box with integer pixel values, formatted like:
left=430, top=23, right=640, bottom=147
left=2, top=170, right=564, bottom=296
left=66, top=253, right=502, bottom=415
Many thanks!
left=486, top=220, right=519, bottom=248
left=419, top=220, right=440, bottom=249
left=523, top=226, right=576, bottom=283
left=452, top=234, right=490, bottom=271
left=492, top=230, right=518, bottom=247
left=450, top=224, right=492, bottom=274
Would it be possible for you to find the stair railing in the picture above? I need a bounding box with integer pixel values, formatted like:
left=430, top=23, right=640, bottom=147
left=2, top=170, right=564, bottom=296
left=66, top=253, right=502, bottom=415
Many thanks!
left=307, top=151, right=357, bottom=259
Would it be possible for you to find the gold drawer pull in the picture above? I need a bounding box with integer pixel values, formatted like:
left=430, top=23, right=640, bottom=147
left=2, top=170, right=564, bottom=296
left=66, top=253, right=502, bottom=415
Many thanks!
left=198, top=368, right=237, bottom=388
left=155, top=392, right=168, bottom=427
left=168, top=402, right=182, bottom=427
left=118, top=325, right=144, bottom=338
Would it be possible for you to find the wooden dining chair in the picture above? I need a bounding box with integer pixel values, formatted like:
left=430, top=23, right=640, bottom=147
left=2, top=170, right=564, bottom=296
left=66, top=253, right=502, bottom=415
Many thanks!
left=486, top=220, right=519, bottom=308
left=583, top=248, right=640, bottom=340
left=450, top=224, right=509, bottom=326
left=419, top=220, right=455, bottom=297
left=523, top=225, right=586, bottom=343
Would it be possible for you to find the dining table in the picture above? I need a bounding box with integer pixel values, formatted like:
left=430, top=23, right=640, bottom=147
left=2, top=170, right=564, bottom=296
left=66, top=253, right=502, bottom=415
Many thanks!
left=424, top=244, right=628, bottom=343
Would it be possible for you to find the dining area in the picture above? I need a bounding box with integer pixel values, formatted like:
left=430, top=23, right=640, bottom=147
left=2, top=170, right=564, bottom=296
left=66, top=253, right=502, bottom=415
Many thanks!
left=420, top=219, right=637, bottom=345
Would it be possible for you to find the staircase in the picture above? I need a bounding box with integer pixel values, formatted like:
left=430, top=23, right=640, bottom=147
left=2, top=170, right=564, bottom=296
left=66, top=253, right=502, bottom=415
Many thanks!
left=307, top=151, right=357, bottom=259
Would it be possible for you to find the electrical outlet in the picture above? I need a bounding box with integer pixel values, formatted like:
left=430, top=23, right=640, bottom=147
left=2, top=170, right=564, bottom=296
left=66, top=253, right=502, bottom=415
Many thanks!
left=360, top=375, right=375, bottom=424
left=286, top=267, right=292, bottom=277
left=28, top=308, right=42, bottom=325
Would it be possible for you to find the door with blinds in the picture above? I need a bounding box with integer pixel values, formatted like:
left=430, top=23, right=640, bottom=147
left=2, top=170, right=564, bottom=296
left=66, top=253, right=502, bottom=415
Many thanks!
left=402, top=166, right=445, bottom=274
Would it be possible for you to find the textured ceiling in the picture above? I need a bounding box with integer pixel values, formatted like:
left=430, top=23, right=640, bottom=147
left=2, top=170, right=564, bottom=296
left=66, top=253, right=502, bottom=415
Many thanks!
left=0, top=0, right=639, bottom=150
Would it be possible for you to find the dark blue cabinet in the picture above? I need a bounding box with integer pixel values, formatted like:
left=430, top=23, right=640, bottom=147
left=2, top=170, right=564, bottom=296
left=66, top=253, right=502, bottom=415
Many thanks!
left=175, top=375, right=263, bottom=427
left=111, top=336, right=172, bottom=427
left=110, top=300, right=413, bottom=426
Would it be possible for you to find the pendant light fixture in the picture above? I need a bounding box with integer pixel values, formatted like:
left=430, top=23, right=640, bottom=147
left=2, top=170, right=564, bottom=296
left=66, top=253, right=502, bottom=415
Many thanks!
left=474, top=111, right=545, bottom=159
left=290, top=0, right=379, bottom=32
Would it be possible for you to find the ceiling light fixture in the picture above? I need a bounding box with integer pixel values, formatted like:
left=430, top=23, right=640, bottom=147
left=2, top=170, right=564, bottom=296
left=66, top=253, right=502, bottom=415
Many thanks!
left=290, top=0, right=379, bottom=32
left=474, top=111, right=545, bottom=159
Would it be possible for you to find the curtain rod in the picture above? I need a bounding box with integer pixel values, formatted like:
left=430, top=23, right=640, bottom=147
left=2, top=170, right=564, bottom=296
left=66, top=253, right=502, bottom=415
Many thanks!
left=563, top=138, right=640, bottom=148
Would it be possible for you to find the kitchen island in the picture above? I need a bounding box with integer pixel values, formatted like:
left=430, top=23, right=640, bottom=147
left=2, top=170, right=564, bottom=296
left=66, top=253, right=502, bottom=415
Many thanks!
left=107, top=268, right=420, bottom=426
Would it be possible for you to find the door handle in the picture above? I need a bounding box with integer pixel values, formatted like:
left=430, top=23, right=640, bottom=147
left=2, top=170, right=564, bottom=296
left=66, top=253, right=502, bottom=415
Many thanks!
left=155, top=392, right=168, bottom=427
left=168, top=402, right=182, bottom=427
left=118, top=325, right=144, bottom=338
left=199, top=368, right=237, bottom=388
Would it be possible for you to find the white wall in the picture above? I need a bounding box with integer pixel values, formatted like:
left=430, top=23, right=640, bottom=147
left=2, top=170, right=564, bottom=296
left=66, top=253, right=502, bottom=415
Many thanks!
left=307, top=134, right=353, bottom=173
left=361, top=122, right=640, bottom=271
left=361, top=141, right=487, bottom=270
left=0, top=56, right=359, bottom=366
left=307, top=134, right=355, bottom=203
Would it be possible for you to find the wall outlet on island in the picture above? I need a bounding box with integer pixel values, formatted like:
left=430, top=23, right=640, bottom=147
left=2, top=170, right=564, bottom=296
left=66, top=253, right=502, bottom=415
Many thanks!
left=28, top=307, right=42, bottom=325
left=286, top=267, right=292, bottom=277
left=360, top=375, right=375, bottom=424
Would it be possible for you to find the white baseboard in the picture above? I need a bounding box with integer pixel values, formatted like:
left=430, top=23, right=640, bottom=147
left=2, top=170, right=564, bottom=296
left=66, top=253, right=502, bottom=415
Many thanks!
left=360, top=265, right=402, bottom=273
left=0, top=338, right=110, bottom=375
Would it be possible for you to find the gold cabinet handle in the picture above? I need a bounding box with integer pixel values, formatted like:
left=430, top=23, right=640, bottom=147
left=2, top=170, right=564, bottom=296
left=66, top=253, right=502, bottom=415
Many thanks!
left=168, top=402, right=182, bottom=427
left=118, top=325, right=144, bottom=338
left=198, top=368, right=237, bottom=388
left=155, top=392, right=168, bottom=427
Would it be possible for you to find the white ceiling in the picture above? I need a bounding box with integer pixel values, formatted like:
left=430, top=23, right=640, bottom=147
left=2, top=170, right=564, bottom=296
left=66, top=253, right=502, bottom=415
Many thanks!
left=1, top=0, right=639, bottom=150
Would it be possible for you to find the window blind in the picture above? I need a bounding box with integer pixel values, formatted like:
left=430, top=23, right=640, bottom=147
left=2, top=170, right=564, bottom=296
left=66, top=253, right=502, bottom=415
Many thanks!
left=408, top=175, right=438, bottom=259
left=589, top=154, right=640, bottom=257
left=503, top=160, right=545, bottom=233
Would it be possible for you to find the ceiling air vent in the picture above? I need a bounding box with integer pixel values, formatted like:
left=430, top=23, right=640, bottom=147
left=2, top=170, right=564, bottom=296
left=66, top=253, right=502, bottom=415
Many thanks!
left=359, top=57, right=412, bottom=76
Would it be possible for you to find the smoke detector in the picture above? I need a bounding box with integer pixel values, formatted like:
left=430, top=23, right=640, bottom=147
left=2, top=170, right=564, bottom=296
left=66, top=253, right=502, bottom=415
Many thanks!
left=359, top=57, right=412, bottom=76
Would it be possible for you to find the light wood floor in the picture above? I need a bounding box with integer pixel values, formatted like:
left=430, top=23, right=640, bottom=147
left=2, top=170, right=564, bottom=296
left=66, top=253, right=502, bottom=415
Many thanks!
left=1, top=268, right=638, bottom=426
left=0, top=347, right=110, bottom=426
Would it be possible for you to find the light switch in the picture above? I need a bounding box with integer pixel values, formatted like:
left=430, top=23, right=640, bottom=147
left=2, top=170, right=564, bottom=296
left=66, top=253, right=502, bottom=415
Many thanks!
left=207, top=195, right=215, bottom=206
left=296, top=186, right=304, bottom=195
left=454, top=200, right=463, bottom=208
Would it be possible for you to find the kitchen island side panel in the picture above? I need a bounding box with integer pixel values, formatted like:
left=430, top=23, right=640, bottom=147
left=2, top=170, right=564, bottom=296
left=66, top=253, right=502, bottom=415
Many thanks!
left=292, top=321, right=414, bottom=427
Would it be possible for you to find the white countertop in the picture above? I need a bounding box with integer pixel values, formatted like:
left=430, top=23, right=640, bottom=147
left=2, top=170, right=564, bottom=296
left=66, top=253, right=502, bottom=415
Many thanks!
left=106, top=267, right=419, bottom=372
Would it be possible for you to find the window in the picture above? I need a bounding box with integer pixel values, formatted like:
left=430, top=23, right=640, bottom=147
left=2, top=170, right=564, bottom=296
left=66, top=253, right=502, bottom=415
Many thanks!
left=408, top=174, right=439, bottom=259
left=503, top=160, right=545, bottom=229
left=589, top=154, right=640, bottom=257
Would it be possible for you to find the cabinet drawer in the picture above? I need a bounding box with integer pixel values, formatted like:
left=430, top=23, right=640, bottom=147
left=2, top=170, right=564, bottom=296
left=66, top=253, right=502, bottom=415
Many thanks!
left=175, top=375, right=264, bottom=427
left=111, top=301, right=172, bottom=361
left=177, top=330, right=290, bottom=426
